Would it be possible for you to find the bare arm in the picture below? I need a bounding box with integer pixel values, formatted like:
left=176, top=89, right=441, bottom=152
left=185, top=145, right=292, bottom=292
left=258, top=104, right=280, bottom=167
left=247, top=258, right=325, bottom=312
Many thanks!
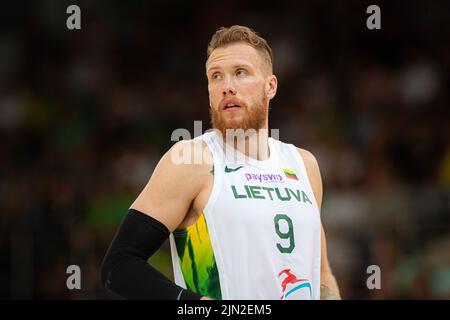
left=127, top=139, right=214, bottom=300
left=131, top=139, right=212, bottom=232
left=298, top=148, right=341, bottom=300
left=319, top=225, right=341, bottom=300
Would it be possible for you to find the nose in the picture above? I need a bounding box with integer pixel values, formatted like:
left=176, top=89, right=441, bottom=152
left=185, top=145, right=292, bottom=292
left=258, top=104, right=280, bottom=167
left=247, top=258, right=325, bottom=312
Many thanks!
left=222, top=75, right=237, bottom=96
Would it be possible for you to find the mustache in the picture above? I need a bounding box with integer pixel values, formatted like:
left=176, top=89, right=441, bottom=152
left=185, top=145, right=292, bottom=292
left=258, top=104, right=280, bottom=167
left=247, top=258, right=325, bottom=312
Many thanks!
left=210, top=100, right=268, bottom=136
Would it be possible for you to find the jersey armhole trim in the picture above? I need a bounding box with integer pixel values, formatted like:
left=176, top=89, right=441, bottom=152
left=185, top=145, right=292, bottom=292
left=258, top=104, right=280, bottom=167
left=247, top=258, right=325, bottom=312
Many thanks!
left=198, top=134, right=229, bottom=299
left=289, top=145, right=321, bottom=215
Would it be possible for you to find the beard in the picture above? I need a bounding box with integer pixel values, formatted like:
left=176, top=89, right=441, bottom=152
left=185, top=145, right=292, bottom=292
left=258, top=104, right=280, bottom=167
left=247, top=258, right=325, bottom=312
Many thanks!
left=210, top=96, right=269, bottom=139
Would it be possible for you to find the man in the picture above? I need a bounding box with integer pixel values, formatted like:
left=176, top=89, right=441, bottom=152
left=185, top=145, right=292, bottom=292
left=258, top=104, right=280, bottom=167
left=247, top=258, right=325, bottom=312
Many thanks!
left=101, top=25, right=340, bottom=300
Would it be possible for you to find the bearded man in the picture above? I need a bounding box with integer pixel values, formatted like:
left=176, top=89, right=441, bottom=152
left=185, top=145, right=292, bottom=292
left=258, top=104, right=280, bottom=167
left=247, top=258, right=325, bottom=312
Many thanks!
left=101, top=25, right=340, bottom=300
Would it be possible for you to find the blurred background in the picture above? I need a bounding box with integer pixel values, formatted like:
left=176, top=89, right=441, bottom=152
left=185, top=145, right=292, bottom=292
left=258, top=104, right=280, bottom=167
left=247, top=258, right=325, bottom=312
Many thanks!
left=1, top=0, right=449, bottom=299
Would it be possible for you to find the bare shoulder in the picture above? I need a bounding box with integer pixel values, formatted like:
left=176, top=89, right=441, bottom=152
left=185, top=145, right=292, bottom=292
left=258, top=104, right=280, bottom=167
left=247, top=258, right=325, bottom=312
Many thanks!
left=147, top=139, right=212, bottom=187
left=130, top=138, right=213, bottom=231
left=166, top=138, right=213, bottom=171
left=295, top=147, right=323, bottom=209
left=296, top=148, right=320, bottom=174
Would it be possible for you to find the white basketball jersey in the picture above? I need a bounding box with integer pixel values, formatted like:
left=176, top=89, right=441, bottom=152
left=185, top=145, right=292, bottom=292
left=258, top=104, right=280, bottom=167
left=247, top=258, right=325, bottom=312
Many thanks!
left=169, top=131, right=321, bottom=300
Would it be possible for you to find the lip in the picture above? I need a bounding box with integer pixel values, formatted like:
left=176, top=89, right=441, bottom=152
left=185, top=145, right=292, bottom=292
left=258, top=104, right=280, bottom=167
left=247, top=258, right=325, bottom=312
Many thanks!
left=223, top=105, right=242, bottom=112
left=220, top=99, right=243, bottom=111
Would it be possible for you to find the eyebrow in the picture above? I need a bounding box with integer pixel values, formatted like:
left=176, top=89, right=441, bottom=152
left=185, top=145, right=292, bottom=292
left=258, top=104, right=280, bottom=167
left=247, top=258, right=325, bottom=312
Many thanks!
left=207, top=63, right=253, bottom=74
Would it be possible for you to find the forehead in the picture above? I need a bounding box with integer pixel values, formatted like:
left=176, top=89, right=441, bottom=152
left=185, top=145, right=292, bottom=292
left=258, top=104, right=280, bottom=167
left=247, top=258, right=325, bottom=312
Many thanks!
left=206, top=42, right=263, bottom=72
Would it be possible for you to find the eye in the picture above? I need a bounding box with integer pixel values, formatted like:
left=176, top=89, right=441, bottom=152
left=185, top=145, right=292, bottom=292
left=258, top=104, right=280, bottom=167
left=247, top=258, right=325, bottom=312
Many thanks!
left=211, top=72, right=222, bottom=80
left=236, top=68, right=247, bottom=76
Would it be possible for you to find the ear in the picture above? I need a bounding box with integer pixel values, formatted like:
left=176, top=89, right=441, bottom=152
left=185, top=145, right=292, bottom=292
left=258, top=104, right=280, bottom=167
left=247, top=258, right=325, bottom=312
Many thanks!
left=265, top=75, right=278, bottom=100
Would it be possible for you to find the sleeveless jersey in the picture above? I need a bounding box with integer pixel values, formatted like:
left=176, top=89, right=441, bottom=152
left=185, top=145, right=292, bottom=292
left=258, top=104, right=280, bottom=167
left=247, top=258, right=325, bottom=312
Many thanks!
left=169, top=131, right=321, bottom=300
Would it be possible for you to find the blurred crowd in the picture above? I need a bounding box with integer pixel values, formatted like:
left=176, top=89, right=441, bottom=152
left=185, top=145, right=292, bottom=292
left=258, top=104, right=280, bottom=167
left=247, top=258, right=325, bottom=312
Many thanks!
left=1, top=0, right=449, bottom=299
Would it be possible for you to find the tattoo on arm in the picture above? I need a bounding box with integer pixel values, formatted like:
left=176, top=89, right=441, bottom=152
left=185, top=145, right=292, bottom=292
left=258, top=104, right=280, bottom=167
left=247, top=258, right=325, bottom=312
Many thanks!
left=210, top=165, right=214, bottom=175
left=320, top=285, right=341, bottom=300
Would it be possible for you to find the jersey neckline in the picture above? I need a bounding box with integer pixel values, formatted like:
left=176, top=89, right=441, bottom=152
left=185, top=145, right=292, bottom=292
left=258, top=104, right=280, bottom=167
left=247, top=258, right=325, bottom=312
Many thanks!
left=209, top=130, right=278, bottom=167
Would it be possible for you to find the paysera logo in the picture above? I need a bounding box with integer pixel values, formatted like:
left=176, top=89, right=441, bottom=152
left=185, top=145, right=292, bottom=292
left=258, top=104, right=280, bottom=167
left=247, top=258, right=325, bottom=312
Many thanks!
left=244, top=173, right=283, bottom=183
left=278, top=269, right=312, bottom=300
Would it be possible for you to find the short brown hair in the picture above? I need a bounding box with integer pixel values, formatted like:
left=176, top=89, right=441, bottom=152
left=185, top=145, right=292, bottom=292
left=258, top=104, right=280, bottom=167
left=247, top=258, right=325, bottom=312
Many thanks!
left=206, top=25, right=273, bottom=74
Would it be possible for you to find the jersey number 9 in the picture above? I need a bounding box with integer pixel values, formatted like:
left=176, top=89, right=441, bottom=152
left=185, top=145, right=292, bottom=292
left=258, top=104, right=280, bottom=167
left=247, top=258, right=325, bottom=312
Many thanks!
left=274, top=214, right=295, bottom=253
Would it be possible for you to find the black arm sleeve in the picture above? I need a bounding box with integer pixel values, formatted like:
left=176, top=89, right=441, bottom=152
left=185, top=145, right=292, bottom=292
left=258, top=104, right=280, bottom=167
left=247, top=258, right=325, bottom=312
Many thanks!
left=100, top=209, right=202, bottom=300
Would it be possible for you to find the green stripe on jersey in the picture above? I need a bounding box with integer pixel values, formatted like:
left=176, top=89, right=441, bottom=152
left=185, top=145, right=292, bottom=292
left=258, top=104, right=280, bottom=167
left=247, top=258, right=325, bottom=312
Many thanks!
left=173, top=214, right=222, bottom=300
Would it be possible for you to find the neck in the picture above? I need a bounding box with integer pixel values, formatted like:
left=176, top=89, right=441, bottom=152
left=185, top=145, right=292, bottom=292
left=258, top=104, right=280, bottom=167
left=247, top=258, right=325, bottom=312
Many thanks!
left=222, top=125, right=270, bottom=161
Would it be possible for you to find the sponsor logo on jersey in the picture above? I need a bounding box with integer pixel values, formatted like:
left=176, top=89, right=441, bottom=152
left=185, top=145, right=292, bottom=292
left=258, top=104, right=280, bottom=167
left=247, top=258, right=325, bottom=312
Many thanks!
left=244, top=173, right=284, bottom=183
left=224, top=165, right=244, bottom=173
left=278, top=268, right=312, bottom=300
